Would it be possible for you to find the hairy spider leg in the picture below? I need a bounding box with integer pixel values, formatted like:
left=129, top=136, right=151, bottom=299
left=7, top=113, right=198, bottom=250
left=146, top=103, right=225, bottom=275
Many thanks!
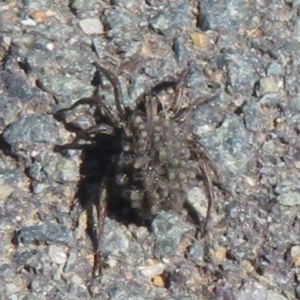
left=190, top=139, right=217, bottom=262
left=196, top=142, right=223, bottom=185
left=195, top=151, right=214, bottom=237
left=145, top=93, right=159, bottom=119
left=94, top=61, right=126, bottom=121
left=173, top=95, right=219, bottom=123
left=193, top=134, right=230, bottom=197
left=172, top=69, right=190, bottom=114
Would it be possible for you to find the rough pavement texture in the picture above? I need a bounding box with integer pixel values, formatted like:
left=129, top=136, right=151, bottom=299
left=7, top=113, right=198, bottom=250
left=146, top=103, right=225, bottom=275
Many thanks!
left=0, top=0, right=300, bottom=299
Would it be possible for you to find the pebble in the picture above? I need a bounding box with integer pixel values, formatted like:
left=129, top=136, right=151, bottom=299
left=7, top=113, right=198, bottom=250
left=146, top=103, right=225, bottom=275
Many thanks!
left=79, top=18, right=104, bottom=35
left=258, top=77, right=279, bottom=95
left=134, top=226, right=149, bottom=241
left=16, top=222, right=75, bottom=246
left=151, top=211, right=194, bottom=259
left=187, top=186, right=208, bottom=217
left=190, top=32, right=209, bottom=49
left=30, top=10, right=47, bottom=23
left=188, top=240, right=205, bottom=263
left=213, top=246, right=227, bottom=262
left=48, top=245, right=67, bottom=265
left=139, top=262, right=165, bottom=278
left=276, top=191, right=300, bottom=206
left=20, top=18, right=37, bottom=26
left=152, top=276, right=165, bottom=287
left=43, top=156, right=80, bottom=183
left=0, top=183, right=14, bottom=200
left=289, top=245, right=300, bottom=266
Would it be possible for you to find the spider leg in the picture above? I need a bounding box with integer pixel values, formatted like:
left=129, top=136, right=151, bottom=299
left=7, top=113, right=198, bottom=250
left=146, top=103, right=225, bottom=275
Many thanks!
left=172, top=69, right=190, bottom=114
left=190, top=136, right=218, bottom=237
left=59, top=96, right=98, bottom=112
left=196, top=141, right=230, bottom=197
left=145, top=94, right=158, bottom=119
left=196, top=142, right=223, bottom=184
left=173, top=95, right=219, bottom=123
left=93, top=178, right=108, bottom=277
left=94, top=62, right=126, bottom=121
left=196, top=156, right=214, bottom=237
left=54, top=124, right=116, bottom=152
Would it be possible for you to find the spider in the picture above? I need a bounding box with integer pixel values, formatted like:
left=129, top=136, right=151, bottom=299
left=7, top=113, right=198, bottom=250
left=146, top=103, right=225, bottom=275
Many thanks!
left=55, top=61, right=224, bottom=276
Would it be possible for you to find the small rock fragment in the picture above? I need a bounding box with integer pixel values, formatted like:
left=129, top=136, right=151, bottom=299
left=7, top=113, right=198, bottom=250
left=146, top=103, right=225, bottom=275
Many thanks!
left=187, top=186, right=208, bottom=217
left=20, top=18, right=37, bottom=26
left=152, top=275, right=165, bottom=287
left=30, top=10, right=47, bottom=23
left=214, top=247, right=227, bottom=262
left=277, top=191, right=300, bottom=206
left=259, top=77, right=279, bottom=95
left=48, top=245, right=67, bottom=265
left=0, top=183, right=14, bottom=200
left=140, top=262, right=165, bottom=278
left=190, top=32, right=209, bottom=49
left=79, top=18, right=104, bottom=35
left=290, top=245, right=300, bottom=266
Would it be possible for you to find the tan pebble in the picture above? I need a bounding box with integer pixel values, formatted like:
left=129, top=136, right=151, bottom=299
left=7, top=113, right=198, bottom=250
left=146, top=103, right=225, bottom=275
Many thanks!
left=152, top=275, right=165, bottom=287
left=190, top=32, right=209, bottom=49
left=241, top=260, right=255, bottom=275
left=87, top=253, right=94, bottom=266
left=290, top=245, right=300, bottom=266
left=147, top=259, right=157, bottom=266
left=30, top=10, right=47, bottom=23
left=124, top=272, right=133, bottom=280
left=247, top=28, right=263, bottom=38
left=294, top=161, right=300, bottom=169
left=46, top=10, right=56, bottom=17
left=214, top=247, right=227, bottom=262
left=141, top=44, right=154, bottom=57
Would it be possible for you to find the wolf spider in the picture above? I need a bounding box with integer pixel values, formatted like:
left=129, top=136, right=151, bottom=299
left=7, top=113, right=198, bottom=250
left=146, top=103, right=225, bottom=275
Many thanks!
left=55, top=61, right=223, bottom=276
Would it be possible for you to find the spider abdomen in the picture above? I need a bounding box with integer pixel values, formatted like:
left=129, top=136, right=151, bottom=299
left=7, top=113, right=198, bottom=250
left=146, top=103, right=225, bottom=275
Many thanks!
left=114, top=111, right=197, bottom=219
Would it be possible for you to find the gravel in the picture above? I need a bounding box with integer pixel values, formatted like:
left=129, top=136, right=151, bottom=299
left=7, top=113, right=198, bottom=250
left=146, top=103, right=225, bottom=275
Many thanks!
left=0, top=0, right=300, bottom=299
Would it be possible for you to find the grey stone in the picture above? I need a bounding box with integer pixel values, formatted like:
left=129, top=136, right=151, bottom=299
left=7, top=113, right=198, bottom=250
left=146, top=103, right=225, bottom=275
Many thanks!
left=15, top=222, right=75, bottom=246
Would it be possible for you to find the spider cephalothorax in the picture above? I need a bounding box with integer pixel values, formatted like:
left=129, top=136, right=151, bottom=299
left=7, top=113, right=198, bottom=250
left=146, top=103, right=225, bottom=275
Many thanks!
left=56, top=62, right=223, bottom=275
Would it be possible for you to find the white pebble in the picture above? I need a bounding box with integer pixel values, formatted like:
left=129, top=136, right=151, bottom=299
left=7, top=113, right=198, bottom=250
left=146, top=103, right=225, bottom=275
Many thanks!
left=20, top=18, right=37, bottom=26
left=3, top=36, right=11, bottom=46
left=139, top=262, right=165, bottom=278
left=48, top=245, right=67, bottom=265
left=0, top=183, right=14, bottom=201
left=79, top=18, right=104, bottom=35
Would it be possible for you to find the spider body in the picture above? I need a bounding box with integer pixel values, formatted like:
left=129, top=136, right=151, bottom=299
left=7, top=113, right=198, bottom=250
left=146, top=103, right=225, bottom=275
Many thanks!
left=117, top=105, right=197, bottom=219
left=56, top=62, right=222, bottom=275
